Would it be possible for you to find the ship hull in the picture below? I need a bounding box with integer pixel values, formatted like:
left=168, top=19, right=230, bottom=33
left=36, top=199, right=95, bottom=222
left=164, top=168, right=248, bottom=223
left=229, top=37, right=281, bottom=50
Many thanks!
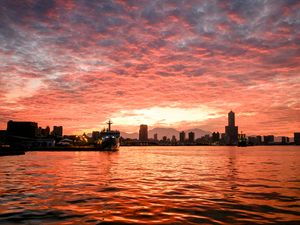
left=96, top=137, right=120, bottom=151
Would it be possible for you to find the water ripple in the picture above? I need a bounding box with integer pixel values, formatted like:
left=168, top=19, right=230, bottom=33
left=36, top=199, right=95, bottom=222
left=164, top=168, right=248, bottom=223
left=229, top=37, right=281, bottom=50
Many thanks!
left=0, top=146, right=299, bottom=224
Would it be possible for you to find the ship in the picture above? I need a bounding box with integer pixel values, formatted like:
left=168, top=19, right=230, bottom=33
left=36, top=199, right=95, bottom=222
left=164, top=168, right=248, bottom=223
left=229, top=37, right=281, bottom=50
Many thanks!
left=95, top=120, right=120, bottom=151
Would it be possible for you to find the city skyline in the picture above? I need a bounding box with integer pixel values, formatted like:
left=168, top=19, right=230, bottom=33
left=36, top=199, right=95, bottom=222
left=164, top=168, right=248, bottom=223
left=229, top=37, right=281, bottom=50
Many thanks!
left=1, top=1, right=300, bottom=136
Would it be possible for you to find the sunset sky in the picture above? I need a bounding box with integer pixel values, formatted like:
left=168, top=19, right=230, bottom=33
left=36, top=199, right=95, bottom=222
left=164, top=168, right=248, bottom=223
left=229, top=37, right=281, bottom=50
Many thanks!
left=0, top=0, right=299, bottom=136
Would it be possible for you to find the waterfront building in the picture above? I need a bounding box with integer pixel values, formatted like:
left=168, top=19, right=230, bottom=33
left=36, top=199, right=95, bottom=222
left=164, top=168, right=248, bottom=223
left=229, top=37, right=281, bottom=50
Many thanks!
left=281, top=136, right=289, bottom=144
left=248, top=136, right=257, bottom=145
left=294, top=132, right=300, bottom=145
left=139, top=124, right=148, bottom=142
left=7, top=120, right=38, bottom=138
left=256, top=136, right=262, bottom=145
left=264, top=135, right=275, bottom=144
left=225, top=111, right=238, bottom=145
left=188, top=132, right=195, bottom=143
left=39, top=126, right=50, bottom=137
left=212, top=132, right=220, bottom=143
left=92, top=131, right=100, bottom=141
left=154, top=133, right=158, bottom=141
left=179, top=131, right=185, bottom=143
left=52, top=126, right=63, bottom=137
left=171, top=135, right=176, bottom=144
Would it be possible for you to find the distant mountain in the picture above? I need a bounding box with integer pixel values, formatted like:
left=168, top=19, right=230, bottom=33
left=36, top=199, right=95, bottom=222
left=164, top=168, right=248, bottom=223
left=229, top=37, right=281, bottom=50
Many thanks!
left=149, top=128, right=179, bottom=140
left=121, top=127, right=211, bottom=140
left=120, top=131, right=138, bottom=139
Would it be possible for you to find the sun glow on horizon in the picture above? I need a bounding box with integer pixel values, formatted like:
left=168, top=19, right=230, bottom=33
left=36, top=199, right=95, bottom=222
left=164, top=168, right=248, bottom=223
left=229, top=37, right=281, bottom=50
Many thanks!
left=110, top=106, right=221, bottom=128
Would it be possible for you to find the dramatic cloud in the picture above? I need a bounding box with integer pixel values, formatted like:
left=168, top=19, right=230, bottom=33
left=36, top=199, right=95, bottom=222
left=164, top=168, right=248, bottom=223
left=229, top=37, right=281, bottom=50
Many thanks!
left=0, top=0, right=299, bottom=136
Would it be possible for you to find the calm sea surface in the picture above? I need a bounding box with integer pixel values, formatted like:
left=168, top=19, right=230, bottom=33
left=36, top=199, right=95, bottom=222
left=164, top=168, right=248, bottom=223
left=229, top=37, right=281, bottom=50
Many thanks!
left=0, top=146, right=300, bottom=225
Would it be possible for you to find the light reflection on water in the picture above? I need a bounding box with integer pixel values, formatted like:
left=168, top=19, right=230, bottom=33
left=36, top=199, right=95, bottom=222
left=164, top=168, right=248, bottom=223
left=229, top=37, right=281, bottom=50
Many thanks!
left=0, top=146, right=300, bottom=224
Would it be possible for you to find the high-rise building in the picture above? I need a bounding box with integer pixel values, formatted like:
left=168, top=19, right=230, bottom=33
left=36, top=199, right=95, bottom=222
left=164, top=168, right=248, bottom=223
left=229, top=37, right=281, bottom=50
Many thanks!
left=225, top=111, right=238, bottom=145
left=154, top=133, right=158, bottom=141
left=294, top=132, right=300, bottom=145
left=52, top=126, right=63, bottom=137
left=171, top=135, right=176, bottom=144
left=139, top=124, right=148, bottom=141
left=188, top=132, right=195, bottom=142
left=179, top=131, right=185, bottom=143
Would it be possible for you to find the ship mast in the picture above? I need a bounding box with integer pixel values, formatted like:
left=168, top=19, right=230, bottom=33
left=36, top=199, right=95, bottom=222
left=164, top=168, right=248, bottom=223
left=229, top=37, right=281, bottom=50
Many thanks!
left=107, top=120, right=112, bottom=131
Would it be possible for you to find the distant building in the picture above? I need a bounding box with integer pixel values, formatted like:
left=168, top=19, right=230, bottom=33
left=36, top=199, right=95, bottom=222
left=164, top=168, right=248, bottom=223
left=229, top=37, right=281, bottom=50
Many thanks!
left=225, top=111, right=238, bottom=145
left=39, top=126, right=50, bottom=137
left=212, top=132, right=220, bottom=143
left=179, top=131, right=185, bottom=143
left=6, top=120, right=56, bottom=148
left=171, top=135, right=176, bottom=144
left=188, top=132, right=195, bottom=142
left=220, top=133, right=226, bottom=145
left=264, top=135, right=274, bottom=144
left=256, top=136, right=262, bottom=145
left=281, top=136, right=289, bottom=144
left=52, top=126, right=63, bottom=137
left=154, top=133, right=158, bottom=141
left=92, top=131, right=100, bottom=141
left=139, top=124, right=148, bottom=142
left=7, top=120, right=38, bottom=138
left=248, top=136, right=257, bottom=145
left=294, top=132, right=300, bottom=145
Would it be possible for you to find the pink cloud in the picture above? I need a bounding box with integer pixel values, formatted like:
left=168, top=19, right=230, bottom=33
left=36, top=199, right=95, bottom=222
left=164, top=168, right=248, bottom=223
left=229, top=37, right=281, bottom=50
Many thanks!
left=0, top=0, right=299, bottom=136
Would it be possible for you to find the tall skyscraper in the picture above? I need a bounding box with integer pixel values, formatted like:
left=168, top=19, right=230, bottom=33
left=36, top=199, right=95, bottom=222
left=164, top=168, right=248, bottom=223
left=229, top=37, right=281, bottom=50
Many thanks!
left=188, top=132, right=195, bottom=143
left=139, top=124, right=148, bottom=141
left=179, top=131, right=185, bottom=143
left=225, top=111, right=238, bottom=145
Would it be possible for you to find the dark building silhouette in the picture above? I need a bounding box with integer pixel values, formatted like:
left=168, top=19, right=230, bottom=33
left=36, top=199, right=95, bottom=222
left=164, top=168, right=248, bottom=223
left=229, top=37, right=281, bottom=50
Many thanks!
left=39, top=126, right=50, bottom=137
left=248, top=136, right=257, bottom=145
left=0, top=130, right=6, bottom=144
left=139, top=124, right=148, bottom=141
left=256, top=136, right=262, bottom=145
left=188, top=132, right=195, bottom=142
left=171, top=135, right=176, bottom=144
left=264, top=135, right=274, bottom=144
left=225, top=111, right=238, bottom=145
left=212, top=132, right=220, bottom=143
left=92, top=131, right=100, bottom=141
left=179, top=131, right=185, bottom=143
left=7, top=120, right=38, bottom=138
left=154, top=133, right=158, bottom=141
left=294, top=132, right=300, bottom=145
left=281, top=136, right=289, bottom=144
left=52, top=126, right=63, bottom=137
